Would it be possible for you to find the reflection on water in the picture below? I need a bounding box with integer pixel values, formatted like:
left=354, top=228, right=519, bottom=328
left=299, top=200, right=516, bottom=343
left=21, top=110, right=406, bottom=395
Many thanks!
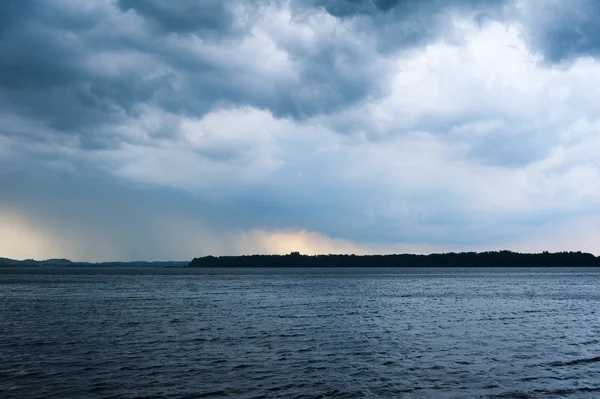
left=1, top=267, right=600, bottom=398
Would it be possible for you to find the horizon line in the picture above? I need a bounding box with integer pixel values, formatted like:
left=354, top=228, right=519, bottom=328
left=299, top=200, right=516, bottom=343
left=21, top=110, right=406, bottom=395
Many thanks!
left=2, top=249, right=598, bottom=264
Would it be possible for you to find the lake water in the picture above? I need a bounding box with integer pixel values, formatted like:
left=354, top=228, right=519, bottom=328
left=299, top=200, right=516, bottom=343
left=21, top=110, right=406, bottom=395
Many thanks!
left=1, top=267, right=600, bottom=398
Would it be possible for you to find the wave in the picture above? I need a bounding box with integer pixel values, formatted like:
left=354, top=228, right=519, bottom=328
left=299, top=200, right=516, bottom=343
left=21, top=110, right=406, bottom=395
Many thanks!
left=547, top=356, right=600, bottom=367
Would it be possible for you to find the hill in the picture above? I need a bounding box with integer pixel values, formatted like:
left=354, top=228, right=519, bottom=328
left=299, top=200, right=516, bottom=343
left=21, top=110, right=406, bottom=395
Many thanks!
left=0, top=258, right=188, bottom=268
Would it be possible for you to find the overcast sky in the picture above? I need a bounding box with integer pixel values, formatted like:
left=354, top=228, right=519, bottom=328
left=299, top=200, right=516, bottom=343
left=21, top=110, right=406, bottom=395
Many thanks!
left=2, top=0, right=600, bottom=261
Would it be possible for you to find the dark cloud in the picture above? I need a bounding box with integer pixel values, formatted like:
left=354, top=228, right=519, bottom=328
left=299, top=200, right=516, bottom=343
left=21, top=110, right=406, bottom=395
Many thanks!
left=116, top=0, right=242, bottom=37
left=523, top=0, right=600, bottom=63
left=311, top=0, right=507, bottom=17
left=0, top=2, right=119, bottom=139
left=0, top=1, right=31, bottom=36
left=0, top=0, right=512, bottom=140
left=0, top=1, right=92, bottom=90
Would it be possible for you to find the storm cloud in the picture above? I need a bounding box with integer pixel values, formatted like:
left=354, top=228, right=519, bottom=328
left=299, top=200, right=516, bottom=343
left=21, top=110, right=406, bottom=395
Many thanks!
left=2, top=0, right=600, bottom=261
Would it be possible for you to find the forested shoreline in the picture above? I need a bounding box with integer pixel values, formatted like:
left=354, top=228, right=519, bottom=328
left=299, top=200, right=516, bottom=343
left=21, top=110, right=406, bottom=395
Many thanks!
left=188, top=251, right=600, bottom=267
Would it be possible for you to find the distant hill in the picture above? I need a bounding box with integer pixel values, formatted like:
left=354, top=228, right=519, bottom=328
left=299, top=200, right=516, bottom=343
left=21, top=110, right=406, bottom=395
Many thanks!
left=188, top=251, right=600, bottom=268
left=0, top=258, right=188, bottom=268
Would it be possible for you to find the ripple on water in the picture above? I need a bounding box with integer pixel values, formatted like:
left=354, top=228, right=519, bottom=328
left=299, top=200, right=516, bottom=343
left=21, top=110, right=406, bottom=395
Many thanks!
left=1, top=267, right=600, bottom=399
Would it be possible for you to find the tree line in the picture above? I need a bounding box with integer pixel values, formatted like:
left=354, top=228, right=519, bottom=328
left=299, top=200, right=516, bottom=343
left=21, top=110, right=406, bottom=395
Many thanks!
left=188, top=250, right=600, bottom=267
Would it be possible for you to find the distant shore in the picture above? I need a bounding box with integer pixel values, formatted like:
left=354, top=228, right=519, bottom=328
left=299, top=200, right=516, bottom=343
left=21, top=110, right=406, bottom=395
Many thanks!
left=0, top=258, right=188, bottom=268
left=3, top=251, right=600, bottom=268
left=189, top=251, right=600, bottom=268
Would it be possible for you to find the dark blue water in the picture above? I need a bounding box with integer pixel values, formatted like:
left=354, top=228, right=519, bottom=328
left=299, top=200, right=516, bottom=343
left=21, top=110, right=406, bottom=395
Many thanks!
left=1, top=267, right=600, bottom=398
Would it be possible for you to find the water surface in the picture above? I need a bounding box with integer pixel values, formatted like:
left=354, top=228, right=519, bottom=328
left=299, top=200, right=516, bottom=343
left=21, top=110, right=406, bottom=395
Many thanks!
left=1, top=267, right=600, bottom=398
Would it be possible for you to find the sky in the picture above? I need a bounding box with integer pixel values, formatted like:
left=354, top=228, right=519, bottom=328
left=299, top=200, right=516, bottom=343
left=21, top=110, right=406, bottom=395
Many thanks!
left=2, top=0, right=600, bottom=261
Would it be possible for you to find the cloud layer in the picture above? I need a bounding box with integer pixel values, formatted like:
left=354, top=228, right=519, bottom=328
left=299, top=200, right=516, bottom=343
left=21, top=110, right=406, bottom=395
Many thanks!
left=2, top=0, right=600, bottom=260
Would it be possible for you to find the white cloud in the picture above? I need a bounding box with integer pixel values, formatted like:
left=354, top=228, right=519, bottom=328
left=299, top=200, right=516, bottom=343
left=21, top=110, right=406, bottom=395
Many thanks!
left=98, top=106, right=286, bottom=191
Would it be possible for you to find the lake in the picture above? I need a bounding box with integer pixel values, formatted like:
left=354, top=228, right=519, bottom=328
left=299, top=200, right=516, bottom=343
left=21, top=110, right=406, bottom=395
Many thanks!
left=1, top=267, right=600, bottom=398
